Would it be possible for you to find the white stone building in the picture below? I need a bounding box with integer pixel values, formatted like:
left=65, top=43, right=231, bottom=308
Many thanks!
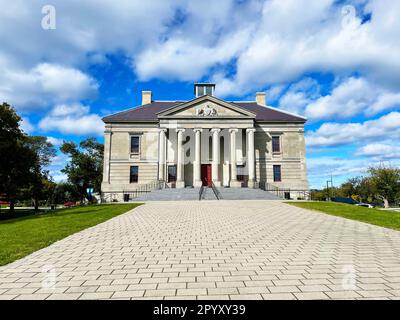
left=101, top=83, right=308, bottom=201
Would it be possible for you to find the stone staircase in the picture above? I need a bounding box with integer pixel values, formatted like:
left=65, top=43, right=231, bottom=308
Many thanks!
left=130, top=186, right=282, bottom=201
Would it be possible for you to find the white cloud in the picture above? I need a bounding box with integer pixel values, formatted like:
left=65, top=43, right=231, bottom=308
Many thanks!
left=275, top=76, right=400, bottom=121
left=211, top=0, right=400, bottom=96
left=307, top=155, right=400, bottom=188
left=20, top=117, right=34, bottom=134
left=306, top=112, right=400, bottom=148
left=355, top=143, right=400, bottom=159
left=305, top=77, right=374, bottom=120
left=0, top=62, right=98, bottom=111
left=39, top=103, right=104, bottom=136
left=135, top=27, right=252, bottom=81
left=47, top=136, right=64, bottom=146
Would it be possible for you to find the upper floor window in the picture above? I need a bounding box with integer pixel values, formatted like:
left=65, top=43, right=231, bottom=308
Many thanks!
left=130, top=166, right=139, bottom=183
left=272, top=136, right=281, bottom=153
left=130, top=136, right=140, bottom=154
left=273, top=165, right=282, bottom=182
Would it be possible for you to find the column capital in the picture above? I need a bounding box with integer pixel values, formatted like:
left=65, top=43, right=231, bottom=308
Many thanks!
left=229, top=128, right=239, bottom=134
left=193, top=128, right=203, bottom=133
left=159, top=128, right=168, bottom=133
left=176, top=128, right=186, bottom=133
left=246, top=128, right=256, bottom=133
left=210, top=128, right=221, bottom=134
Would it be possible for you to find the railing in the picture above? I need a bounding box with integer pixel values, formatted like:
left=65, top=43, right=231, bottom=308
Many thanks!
left=123, top=180, right=169, bottom=201
left=199, top=185, right=205, bottom=201
left=262, top=183, right=311, bottom=200
left=263, top=183, right=289, bottom=199
left=211, top=181, right=222, bottom=200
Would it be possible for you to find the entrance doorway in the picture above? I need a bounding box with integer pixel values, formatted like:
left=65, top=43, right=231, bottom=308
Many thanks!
left=201, top=164, right=212, bottom=187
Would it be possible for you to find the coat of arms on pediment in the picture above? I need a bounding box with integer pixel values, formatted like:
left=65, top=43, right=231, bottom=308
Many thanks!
left=196, top=104, right=217, bottom=117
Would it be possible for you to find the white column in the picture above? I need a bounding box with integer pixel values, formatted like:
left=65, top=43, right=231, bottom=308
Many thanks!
left=158, top=128, right=167, bottom=181
left=176, top=128, right=185, bottom=188
left=211, top=128, right=221, bottom=187
left=193, top=129, right=202, bottom=187
left=229, top=129, right=241, bottom=187
left=102, top=130, right=112, bottom=184
left=246, top=128, right=256, bottom=188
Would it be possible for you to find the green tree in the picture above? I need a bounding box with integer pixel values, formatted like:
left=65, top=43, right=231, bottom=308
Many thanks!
left=60, top=137, right=104, bottom=202
left=368, top=165, right=400, bottom=208
left=25, top=136, right=56, bottom=211
left=0, top=103, right=36, bottom=212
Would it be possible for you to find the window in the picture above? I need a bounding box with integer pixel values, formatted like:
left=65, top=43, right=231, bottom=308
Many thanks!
left=273, top=165, right=281, bottom=182
left=272, top=136, right=280, bottom=153
left=130, top=136, right=140, bottom=154
left=130, top=166, right=138, bottom=183
left=197, top=86, right=205, bottom=97
left=168, top=165, right=177, bottom=183
left=237, top=165, right=246, bottom=182
left=195, top=84, right=215, bottom=97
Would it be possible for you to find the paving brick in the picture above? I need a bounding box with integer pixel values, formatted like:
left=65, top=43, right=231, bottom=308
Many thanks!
left=294, top=292, right=330, bottom=300
left=262, top=293, right=297, bottom=300
left=1, top=201, right=400, bottom=301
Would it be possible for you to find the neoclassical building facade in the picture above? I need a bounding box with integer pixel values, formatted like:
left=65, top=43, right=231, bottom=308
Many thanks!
left=101, top=84, right=308, bottom=201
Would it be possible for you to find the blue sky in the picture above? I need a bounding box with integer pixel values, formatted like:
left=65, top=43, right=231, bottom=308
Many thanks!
left=1, top=0, right=400, bottom=188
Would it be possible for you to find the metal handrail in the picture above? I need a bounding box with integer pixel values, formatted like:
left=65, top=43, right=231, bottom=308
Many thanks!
left=199, top=185, right=205, bottom=201
left=264, top=183, right=289, bottom=199
left=123, top=179, right=168, bottom=200
left=210, top=181, right=222, bottom=200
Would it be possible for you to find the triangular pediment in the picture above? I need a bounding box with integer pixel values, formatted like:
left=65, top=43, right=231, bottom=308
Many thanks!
left=157, top=95, right=256, bottom=119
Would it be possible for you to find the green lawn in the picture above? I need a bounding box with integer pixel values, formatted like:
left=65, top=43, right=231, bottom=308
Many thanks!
left=287, top=201, right=400, bottom=231
left=0, top=204, right=141, bottom=266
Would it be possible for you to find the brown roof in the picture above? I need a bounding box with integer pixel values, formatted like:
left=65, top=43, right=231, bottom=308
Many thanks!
left=102, top=100, right=306, bottom=123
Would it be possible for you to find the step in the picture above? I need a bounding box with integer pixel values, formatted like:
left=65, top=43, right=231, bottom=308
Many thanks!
left=129, top=187, right=281, bottom=201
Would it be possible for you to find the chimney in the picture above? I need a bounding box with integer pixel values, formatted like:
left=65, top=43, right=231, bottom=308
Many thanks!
left=142, top=91, right=152, bottom=105
left=256, top=92, right=266, bottom=106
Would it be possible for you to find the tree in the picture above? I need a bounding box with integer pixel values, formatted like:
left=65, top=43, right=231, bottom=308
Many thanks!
left=25, top=136, right=56, bottom=211
left=368, top=165, right=400, bottom=208
left=0, top=103, right=36, bottom=212
left=60, top=137, right=104, bottom=202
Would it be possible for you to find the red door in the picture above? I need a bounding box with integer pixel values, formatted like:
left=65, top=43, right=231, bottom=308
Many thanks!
left=201, top=164, right=212, bottom=186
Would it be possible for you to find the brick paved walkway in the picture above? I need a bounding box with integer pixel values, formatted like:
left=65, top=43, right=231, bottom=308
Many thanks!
left=1, top=201, right=400, bottom=300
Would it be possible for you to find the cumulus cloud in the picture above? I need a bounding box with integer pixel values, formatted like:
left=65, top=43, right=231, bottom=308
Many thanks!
left=304, top=77, right=400, bottom=120
left=306, top=112, right=400, bottom=148
left=0, top=62, right=98, bottom=111
left=20, top=117, right=35, bottom=134
left=39, top=103, right=104, bottom=136
left=355, top=144, right=400, bottom=160
left=212, top=0, right=400, bottom=96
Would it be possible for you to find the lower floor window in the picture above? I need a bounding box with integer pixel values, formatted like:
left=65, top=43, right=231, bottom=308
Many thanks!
left=130, top=166, right=138, bottom=183
left=236, top=165, right=247, bottom=181
left=273, top=165, right=281, bottom=182
left=168, top=165, right=177, bottom=182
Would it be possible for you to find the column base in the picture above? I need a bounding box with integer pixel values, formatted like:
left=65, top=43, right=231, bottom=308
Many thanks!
left=194, top=180, right=203, bottom=187
left=230, top=180, right=242, bottom=188
left=247, top=180, right=256, bottom=188
left=176, top=181, right=185, bottom=188
left=212, top=180, right=222, bottom=187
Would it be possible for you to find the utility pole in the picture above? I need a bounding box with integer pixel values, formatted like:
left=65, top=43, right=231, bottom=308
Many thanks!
left=326, top=175, right=334, bottom=201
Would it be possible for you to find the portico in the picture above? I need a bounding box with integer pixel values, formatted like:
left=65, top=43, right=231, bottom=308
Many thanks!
left=157, top=124, right=256, bottom=188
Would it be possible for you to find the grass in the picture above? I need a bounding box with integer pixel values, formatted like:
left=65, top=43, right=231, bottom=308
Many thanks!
left=287, top=201, right=400, bottom=231
left=0, top=203, right=141, bottom=266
